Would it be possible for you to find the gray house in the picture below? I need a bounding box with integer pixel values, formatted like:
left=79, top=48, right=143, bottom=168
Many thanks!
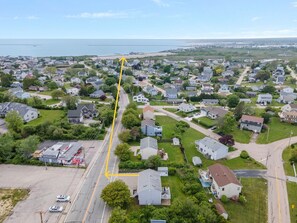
left=141, top=119, right=162, bottom=137
left=165, top=88, right=178, bottom=99
left=195, top=137, right=228, bottom=160
left=0, top=102, right=38, bottom=123
left=240, top=115, right=264, bottom=133
left=90, top=90, right=105, bottom=98
left=68, top=103, right=98, bottom=124
left=202, top=99, right=219, bottom=105
left=139, top=137, right=158, bottom=160
left=257, top=94, right=272, bottom=105
left=137, top=169, right=171, bottom=205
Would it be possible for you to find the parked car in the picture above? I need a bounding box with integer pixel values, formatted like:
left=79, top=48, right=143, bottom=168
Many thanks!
left=49, top=206, right=63, bottom=212
left=56, top=195, right=70, bottom=202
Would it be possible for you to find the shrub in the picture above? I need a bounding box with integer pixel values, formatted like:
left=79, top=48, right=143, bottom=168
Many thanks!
left=221, top=195, right=228, bottom=203
left=240, top=150, right=249, bottom=159
left=239, top=195, right=247, bottom=204
left=168, top=167, right=176, bottom=176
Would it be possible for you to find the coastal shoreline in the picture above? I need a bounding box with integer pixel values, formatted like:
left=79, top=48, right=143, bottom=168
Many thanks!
left=92, top=51, right=175, bottom=60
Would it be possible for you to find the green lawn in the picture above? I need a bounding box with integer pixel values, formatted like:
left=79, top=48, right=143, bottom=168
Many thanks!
left=38, top=91, right=53, bottom=96
left=282, top=144, right=297, bottom=176
left=27, top=109, right=65, bottom=126
left=44, top=99, right=60, bottom=105
left=0, top=189, right=29, bottom=223
left=223, top=178, right=268, bottom=223
left=257, top=117, right=297, bottom=144
left=159, top=142, right=185, bottom=164
left=196, top=116, right=216, bottom=128
left=149, top=101, right=170, bottom=106
left=287, top=182, right=297, bottom=223
left=161, top=176, right=186, bottom=201
left=220, top=157, right=266, bottom=170
left=231, top=129, right=252, bottom=144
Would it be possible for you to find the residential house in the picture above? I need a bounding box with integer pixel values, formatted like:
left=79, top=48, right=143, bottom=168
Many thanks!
left=66, top=88, right=80, bottom=96
left=201, top=84, right=214, bottom=95
left=280, top=111, right=297, bottom=123
left=257, top=94, right=272, bottom=105
left=68, top=103, right=98, bottom=124
left=195, top=137, right=228, bottom=160
left=218, top=85, right=230, bottom=94
left=39, top=142, right=82, bottom=165
left=178, top=103, right=196, bottom=113
left=200, top=107, right=228, bottom=120
left=143, top=105, right=155, bottom=120
left=275, top=75, right=285, bottom=85
left=151, top=220, right=166, bottom=223
left=185, top=86, right=196, bottom=91
left=0, top=102, right=38, bottom=122
left=202, top=99, right=219, bottom=105
left=70, top=77, right=81, bottom=84
left=133, top=93, right=149, bottom=103
left=208, top=164, right=242, bottom=199
left=240, top=115, right=264, bottom=133
left=144, top=86, right=158, bottom=96
left=86, top=76, right=100, bottom=84
left=9, top=87, right=31, bottom=100
left=197, top=67, right=213, bottom=82
left=239, top=98, right=252, bottom=103
left=278, top=92, right=297, bottom=104
left=281, top=103, right=297, bottom=113
left=165, top=88, right=178, bottom=99
left=136, top=169, right=171, bottom=205
left=78, top=71, right=88, bottom=77
left=281, top=87, right=294, bottom=94
left=246, top=91, right=257, bottom=98
left=222, top=70, right=234, bottom=78
left=141, top=119, right=162, bottom=137
left=139, top=137, right=158, bottom=160
left=90, top=90, right=106, bottom=99
left=158, top=167, right=169, bottom=177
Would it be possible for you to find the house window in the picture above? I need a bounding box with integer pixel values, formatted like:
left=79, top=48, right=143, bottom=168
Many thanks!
left=222, top=188, right=225, bottom=191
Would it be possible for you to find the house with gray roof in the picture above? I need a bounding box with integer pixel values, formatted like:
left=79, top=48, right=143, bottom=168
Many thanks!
left=141, top=119, right=162, bottom=137
left=0, top=102, right=38, bottom=122
left=68, top=103, right=98, bottom=124
left=201, top=107, right=228, bottom=120
left=165, top=88, right=178, bottom=99
left=257, top=93, right=272, bottom=105
left=195, top=137, right=228, bottom=160
left=9, top=87, right=31, bottom=100
left=178, top=103, right=196, bottom=113
left=90, top=90, right=105, bottom=99
left=139, top=137, right=158, bottom=160
left=202, top=99, right=219, bottom=105
left=136, top=169, right=171, bottom=205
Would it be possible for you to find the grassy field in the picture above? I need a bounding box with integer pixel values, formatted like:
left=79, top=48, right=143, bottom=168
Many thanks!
left=282, top=144, right=297, bottom=176
left=232, top=129, right=252, bottom=144
left=223, top=178, right=267, bottom=223
left=0, top=189, right=29, bottom=222
left=257, top=118, right=297, bottom=144
left=159, top=142, right=185, bottom=164
left=27, top=109, right=65, bottom=126
left=287, top=182, right=297, bottom=223
left=196, top=116, right=216, bottom=128
left=44, top=99, right=60, bottom=105
left=220, top=157, right=266, bottom=170
left=161, top=176, right=186, bottom=201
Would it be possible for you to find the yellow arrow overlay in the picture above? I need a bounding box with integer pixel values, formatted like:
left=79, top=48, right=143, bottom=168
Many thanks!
left=104, top=57, right=139, bottom=178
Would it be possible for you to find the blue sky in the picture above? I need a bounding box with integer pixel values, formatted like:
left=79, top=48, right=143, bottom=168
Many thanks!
left=0, top=0, right=297, bottom=39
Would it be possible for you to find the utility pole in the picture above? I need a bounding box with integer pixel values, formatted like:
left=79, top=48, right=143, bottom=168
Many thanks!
left=36, top=211, right=44, bottom=223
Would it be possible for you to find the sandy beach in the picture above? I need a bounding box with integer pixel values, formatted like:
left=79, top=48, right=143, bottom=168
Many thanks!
left=93, top=51, right=174, bottom=60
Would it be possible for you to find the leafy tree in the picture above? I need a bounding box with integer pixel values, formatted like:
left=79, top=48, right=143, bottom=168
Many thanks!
left=109, top=207, right=129, bottom=223
left=118, top=130, right=132, bottom=142
left=145, top=155, right=161, bottom=169
left=217, top=113, right=237, bottom=134
left=219, top=135, right=235, bottom=146
left=169, top=198, right=199, bottom=223
left=105, top=77, right=117, bottom=86
left=17, top=135, right=40, bottom=158
left=63, top=95, right=78, bottom=110
left=122, top=113, right=140, bottom=129
left=51, top=89, right=65, bottom=99
left=5, top=111, right=24, bottom=133
left=227, top=95, right=240, bottom=108
left=163, top=65, right=172, bottom=73
left=47, top=81, right=59, bottom=90
left=27, top=96, right=44, bottom=108
left=130, top=127, right=141, bottom=141
left=114, top=143, right=131, bottom=161
left=255, top=70, right=271, bottom=81
left=100, top=107, right=114, bottom=126
left=261, top=113, right=271, bottom=124
left=23, top=77, right=38, bottom=90
left=221, top=195, right=228, bottom=203
left=101, top=180, right=131, bottom=208
left=45, top=66, right=57, bottom=75
left=234, top=101, right=245, bottom=120
left=0, top=134, right=15, bottom=163
left=124, top=69, right=133, bottom=76
left=262, top=85, right=276, bottom=94
left=0, top=73, right=13, bottom=87
left=240, top=150, right=249, bottom=159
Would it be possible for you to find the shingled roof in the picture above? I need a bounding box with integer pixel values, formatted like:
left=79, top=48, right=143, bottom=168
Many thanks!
left=240, top=115, right=264, bottom=124
left=208, top=164, right=241, bottom=187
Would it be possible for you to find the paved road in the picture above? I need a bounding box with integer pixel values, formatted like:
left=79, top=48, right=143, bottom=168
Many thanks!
left=151, top=106, right=295, bottom=223
left=233, top=169, right=267, bottom=178
left=236, top=66, right=250, bottom=85
left=63, top=89, right=129, bottom=223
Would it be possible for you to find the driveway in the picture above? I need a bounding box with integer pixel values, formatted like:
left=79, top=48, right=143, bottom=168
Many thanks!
left=0, top=165, right=84, bottom=223
left=233, top=169, right=267, bottom=178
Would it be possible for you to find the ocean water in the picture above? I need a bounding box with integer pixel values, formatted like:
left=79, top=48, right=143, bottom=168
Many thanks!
left=0, top=39, right=191, bottom=57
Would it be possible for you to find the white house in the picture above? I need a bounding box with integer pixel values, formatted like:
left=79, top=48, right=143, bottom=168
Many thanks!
left=133, top=93, right=149, bottom=103
left=70, top=77, right=81, bottom=84
left=209, top=164, right=242, bottom=199
left=218, top=85, right=230, bottom=94
left=178, top=103, right=196, bottom=113
left=195, top=137, right=228, bottom=160
left=139, top=137, right=158, bottom=160
left=66, top=88, right=80, bottom=96
left=257, top=93, right=272, bottom=105
left=136, top=169, right=171, bottom=205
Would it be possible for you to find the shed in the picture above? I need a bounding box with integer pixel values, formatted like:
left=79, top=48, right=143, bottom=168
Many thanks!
left=172, top=137, right=180, bottom=146
left=158, top=167, right=168, bottom=176
left=215, top=203, right=228, bottom=220
left=192, top=156, right=202, bottom=166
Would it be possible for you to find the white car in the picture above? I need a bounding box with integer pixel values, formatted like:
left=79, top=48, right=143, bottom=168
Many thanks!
left=49, top=206, right=63, bottom=212
left=56, top=195, right=70, bottom=202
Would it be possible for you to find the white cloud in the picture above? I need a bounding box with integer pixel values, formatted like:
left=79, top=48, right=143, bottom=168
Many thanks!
left=66, top=11, right=129, bottom=19
left=151, top=0, right=169, bottom=7
left=27, top=16, right=39, bottom=20
left=292, top=1, right=297, bottom=7
left=251, top=16, right=261, bottom=22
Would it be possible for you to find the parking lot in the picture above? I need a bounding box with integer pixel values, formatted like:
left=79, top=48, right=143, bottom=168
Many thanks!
left=0, top=140, right=102, bottom=223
